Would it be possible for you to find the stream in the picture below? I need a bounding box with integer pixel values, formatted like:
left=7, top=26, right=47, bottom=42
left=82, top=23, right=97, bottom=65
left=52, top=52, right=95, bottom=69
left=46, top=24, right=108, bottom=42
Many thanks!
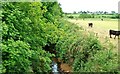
left=43, top=44, right=72, bottom=73
left=51, top=58, right=72, bottom=74
left=51, top=61, right=59, bottom=74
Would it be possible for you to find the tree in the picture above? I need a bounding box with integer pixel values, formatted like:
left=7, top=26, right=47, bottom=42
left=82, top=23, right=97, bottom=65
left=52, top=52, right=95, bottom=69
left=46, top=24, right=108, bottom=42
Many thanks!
left=1, top=2, right=63, bottom=73
left=73, top=11, right=77, bottom=14
left=103, top=11, right=108, bottom=14
left=111, top=11, right=116, bottom=14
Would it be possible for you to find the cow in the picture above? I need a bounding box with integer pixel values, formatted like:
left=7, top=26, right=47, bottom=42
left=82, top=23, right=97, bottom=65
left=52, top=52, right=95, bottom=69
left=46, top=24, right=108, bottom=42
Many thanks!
left=101, top=19, right=103, bottom=21
left=109, top=30, right=120, bottom=39
left=88, top=23, right=93, bottom=27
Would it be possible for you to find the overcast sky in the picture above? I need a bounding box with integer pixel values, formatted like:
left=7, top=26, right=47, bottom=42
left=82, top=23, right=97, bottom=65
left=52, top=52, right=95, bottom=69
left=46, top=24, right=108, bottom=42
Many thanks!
left=58, top=0, right=120, bottom=13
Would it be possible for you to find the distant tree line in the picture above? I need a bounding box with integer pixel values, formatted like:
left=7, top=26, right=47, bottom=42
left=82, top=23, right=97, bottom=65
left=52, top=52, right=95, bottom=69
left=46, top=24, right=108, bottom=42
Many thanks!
left=74, top=11, right=117, bottom=14
left=66, top=11, right=120, bottom=19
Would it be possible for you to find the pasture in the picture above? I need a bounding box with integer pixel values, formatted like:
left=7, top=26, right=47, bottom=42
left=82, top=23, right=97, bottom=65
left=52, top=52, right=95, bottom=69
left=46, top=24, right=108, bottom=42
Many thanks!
left=67, top=18, right=119, bottom=52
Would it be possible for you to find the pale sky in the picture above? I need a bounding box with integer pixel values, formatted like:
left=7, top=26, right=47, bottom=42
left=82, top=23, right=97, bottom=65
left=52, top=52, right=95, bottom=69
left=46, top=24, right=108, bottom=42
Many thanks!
left=58, top=0, right=120, bottom=13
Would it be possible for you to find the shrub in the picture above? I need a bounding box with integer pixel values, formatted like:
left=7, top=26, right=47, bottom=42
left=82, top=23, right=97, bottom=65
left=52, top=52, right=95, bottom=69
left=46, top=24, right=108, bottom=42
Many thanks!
left=72, top=36, right=118, bottom=72
left=73, top=49, right=118, bottom=72
left=1, top=2, right=61, bottom=73
left=68, top=15, right=74, bottom=19
left=1, top=39, right=32, bottom=73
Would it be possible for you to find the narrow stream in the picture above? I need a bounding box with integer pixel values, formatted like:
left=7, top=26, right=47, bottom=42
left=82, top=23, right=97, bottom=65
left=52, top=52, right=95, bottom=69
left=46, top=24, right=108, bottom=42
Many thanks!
left=51, top=58, right=72, bottom=74
left=51, top=58, right=61, bottom=74
left=42, top=44, right=71, bottom=73
left=52, top=61, right=58, bottom=73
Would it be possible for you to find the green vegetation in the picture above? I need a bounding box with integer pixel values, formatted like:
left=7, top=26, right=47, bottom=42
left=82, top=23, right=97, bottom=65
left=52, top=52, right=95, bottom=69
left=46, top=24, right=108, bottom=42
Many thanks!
left=67, top=18, right=119, bottom=72
left=1, top=2, right=119, bottom=73
left=66, top=12, right=120, bottom=19
left=1, top=2, right=62, bottom=73
left=73, top=41, right=118, bottom=72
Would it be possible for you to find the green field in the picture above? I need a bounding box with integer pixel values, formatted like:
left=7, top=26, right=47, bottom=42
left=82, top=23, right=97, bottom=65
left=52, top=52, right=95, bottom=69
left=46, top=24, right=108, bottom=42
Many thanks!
left=67, top=18, right=119, bottom=52
left=74, top=18, right=118, bottom=30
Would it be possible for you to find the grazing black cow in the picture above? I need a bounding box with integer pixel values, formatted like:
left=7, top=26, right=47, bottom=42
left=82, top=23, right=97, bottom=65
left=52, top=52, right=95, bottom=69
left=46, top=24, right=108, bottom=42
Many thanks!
left=88, top=23, right=93, bottom=27
left=101, top=19, right=103, bottom=21
left=109, top=30, right=120, bottom=39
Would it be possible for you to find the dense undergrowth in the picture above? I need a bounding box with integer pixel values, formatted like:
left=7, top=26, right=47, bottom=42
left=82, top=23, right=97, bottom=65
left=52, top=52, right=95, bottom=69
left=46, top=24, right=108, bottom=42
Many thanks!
left=1, top=2, right=119, bottom=73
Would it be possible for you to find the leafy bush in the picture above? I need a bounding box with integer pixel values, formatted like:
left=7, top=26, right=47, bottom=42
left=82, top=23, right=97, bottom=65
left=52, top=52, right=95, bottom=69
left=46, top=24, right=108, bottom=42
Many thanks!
left=68, top=15, right=74, bottom=19
left=72, top=36, right=118, bottom=72
left=1, top=39, right=32, bottom=72
left=1, top=2, right=61, bottom=73
left=73, top=49, right=118, bottom=72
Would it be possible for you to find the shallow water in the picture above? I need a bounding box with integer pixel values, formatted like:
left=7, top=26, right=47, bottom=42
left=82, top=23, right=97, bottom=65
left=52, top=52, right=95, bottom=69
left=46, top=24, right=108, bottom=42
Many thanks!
left=51, top=58, right=72, bottom=73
